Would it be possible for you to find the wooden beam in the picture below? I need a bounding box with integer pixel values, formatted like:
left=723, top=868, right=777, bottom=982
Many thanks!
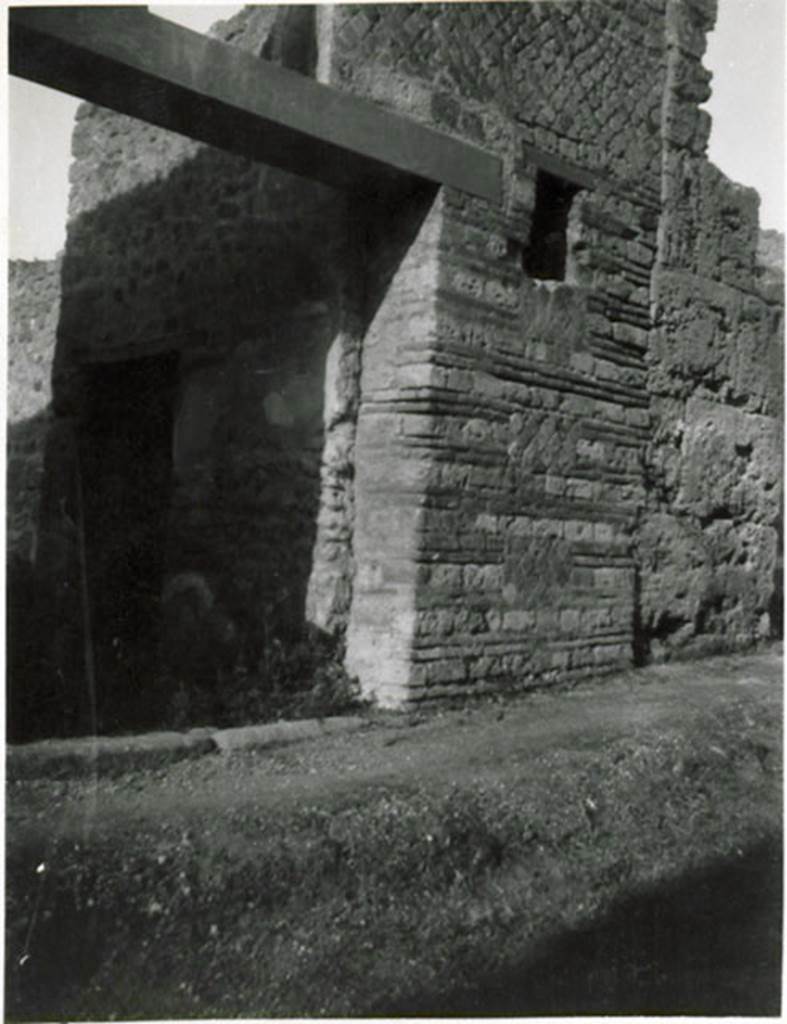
left=521, top=143, right=605, bottom=193
left=9, top=6, right=502, bottom=204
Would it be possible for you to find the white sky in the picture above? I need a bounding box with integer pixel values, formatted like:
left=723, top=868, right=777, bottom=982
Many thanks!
left=703, top=0, right=785, bottom=234
left=6, top=0, right=787, bottom=260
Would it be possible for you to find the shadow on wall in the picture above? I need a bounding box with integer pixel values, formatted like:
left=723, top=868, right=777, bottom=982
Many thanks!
left=7, top=409, right=54, bottom=741
left=13, top=116, right=436, bottom=740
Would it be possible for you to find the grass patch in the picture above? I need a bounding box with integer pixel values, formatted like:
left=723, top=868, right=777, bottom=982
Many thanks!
left=6, top=688, right=781, bottom=1019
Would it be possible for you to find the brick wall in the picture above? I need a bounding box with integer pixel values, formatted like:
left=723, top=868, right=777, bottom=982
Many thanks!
left=11, top=1, right=784, bottom=722
left=323, top=2, right=666, bottom=191
left=329, top=2, right=663, bottom=699
left=328, top=0, right=782, bottom=700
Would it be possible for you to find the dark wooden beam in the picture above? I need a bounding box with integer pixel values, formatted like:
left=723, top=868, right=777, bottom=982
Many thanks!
left=521, top=143, right=604, bottom=193
left=9, top=6, right=502, bottom=204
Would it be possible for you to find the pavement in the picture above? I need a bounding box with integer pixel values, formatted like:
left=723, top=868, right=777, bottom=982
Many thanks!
left=7, top=643, right=782, bottom=792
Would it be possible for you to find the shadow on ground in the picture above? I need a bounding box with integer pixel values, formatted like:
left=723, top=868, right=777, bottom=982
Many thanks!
left=378, top=838, right=782, bottom=1018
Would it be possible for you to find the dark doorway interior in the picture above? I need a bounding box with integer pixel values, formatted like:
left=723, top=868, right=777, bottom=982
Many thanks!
left=78, top=354, right=178, bottom=733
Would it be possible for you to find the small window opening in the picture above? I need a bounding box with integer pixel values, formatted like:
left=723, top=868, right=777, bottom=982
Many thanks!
left=522, top=169, right=580, bottom=282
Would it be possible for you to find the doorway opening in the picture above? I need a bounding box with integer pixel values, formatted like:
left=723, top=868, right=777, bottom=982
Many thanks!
left=77, top=353, right=178, bottom=732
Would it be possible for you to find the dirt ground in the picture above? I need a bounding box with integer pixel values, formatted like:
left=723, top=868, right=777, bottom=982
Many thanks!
left=6, top=645, right=783, bottom=1019
left=10, top=646, right=782, bottom=830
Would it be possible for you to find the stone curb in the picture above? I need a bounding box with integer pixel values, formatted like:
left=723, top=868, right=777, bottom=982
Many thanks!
left=209, top=715, right=367, bottom=753
left=7, top=716, right=368, bottom=782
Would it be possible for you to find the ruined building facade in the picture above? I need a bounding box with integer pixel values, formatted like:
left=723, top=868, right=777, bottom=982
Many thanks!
left=8, top=1, right=783, bottom=735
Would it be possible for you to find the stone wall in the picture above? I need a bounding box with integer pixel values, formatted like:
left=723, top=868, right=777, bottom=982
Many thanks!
left=322, top=1, right=667, bottom=192
left=32, top=6, right=365, bottom=730
left=330, top=2, right=664, bottom=699
left=641, top=0, right=783, bottom=656
left=7, top=257, right=60, bottom=561
left=7, top=257, right=61, bottom=739
left=11, top=1, right=784, bottom=724
left=345, top=191, right=446, bottom=705
left=327, top=0, right=782, bottom=699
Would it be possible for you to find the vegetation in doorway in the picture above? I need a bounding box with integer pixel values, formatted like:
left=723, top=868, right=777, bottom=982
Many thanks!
left=164, top=625, right=368, bottom=732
